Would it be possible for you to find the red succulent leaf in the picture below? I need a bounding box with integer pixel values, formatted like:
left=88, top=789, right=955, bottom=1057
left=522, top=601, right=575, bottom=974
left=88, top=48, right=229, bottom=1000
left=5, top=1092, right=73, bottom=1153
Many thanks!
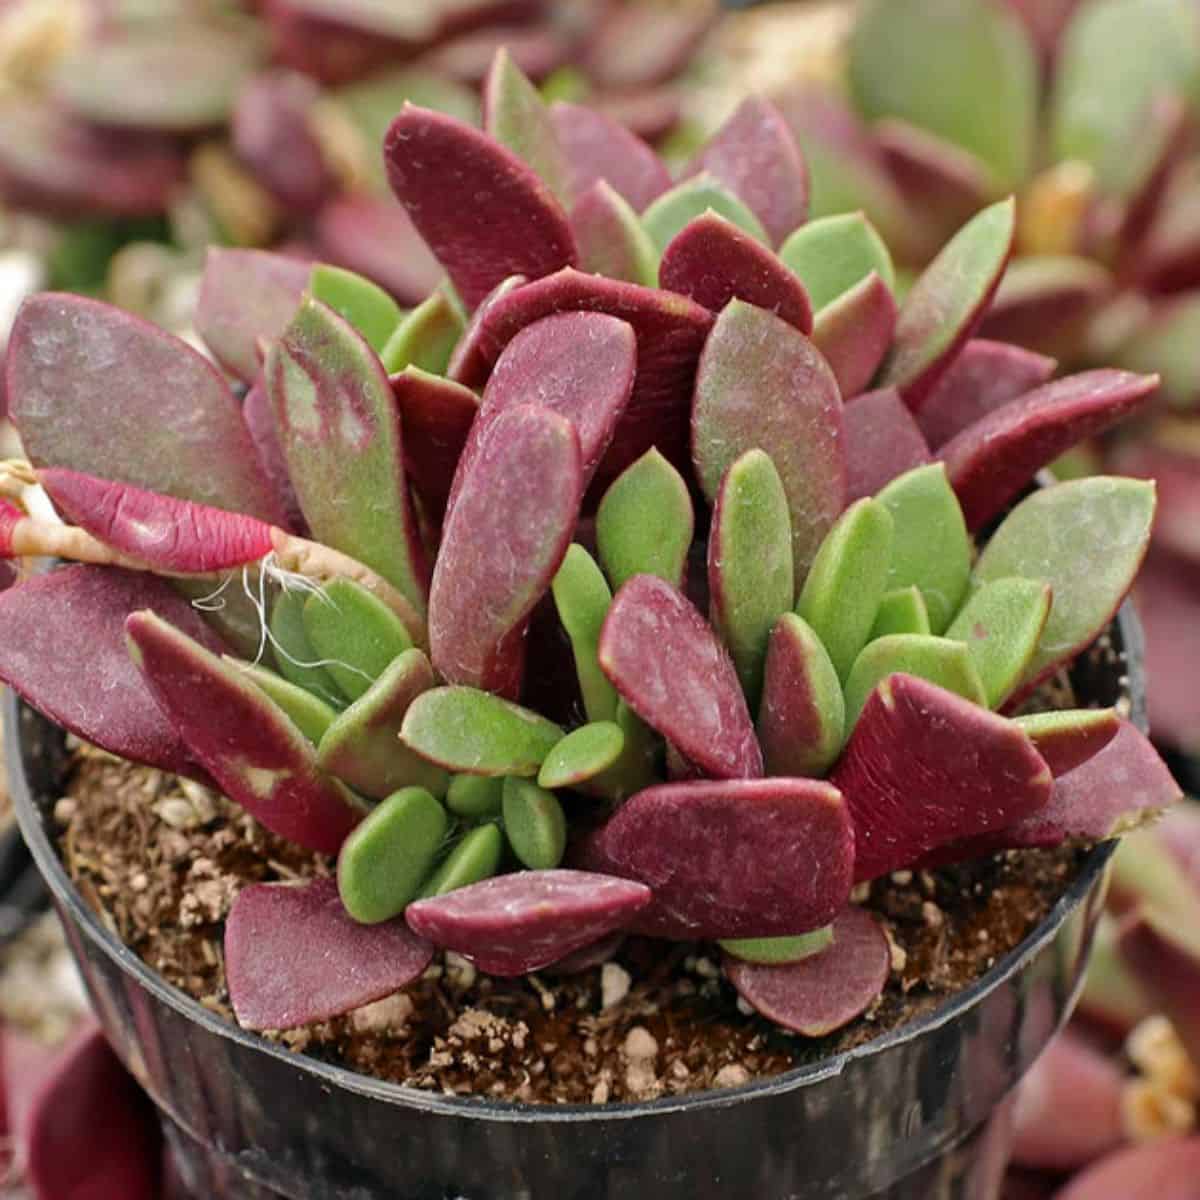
left=225, top=878, right=433, bottom=1030
left=242, top=373, right=306, bottom=535
left=582, top=0, right=717, bottom=90
left=844, top=388, right=933, bottom=503
left=446, top=273, right=527, bottom=385
left=811, top=272, right=897, bottom=399
left=428, top=25, right=571, bottom=86
left=1054, top=1138, right=1200, bottom=1200
left=593, top=86, right=682, bottom=144
left=1136, top=551, right=1200, bottom=751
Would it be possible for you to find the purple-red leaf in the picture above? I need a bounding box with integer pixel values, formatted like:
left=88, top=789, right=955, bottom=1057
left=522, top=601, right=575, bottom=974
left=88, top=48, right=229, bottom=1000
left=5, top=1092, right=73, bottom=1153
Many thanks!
left=1137, top=550, right=1200, bottom=752
left=599, top=574, right=762, bottom=779
left=658, top=212, right=813, bottom=333
left=570, top=181, right=658, bottom=285
left=1055, top=1138, right=1200, bottom=1200
left=384, top=104, right=577, bottom=310
left=405, top=869, right=651, bottom=975
left=811, top=272, right=896, bottom=400
left=243, top=374, right=306, bottom=534
left=831, top=673, right=1052, bottom=882
left=844, top=388, right=933, bottom=503
left=582, top=1, right=716, bottom=89
left=942, top=370, right=1159, bottom=532
left=430, top=405, right=582, bottom=697
left=225, top=878, right=433, bottom=1030
left=684, top=95, right=809, bottom=247
left=725, top=906, right=890, bottom=1036
left=576, top=777, right=852, bottom=939
left=0, top=566, right=220, bottom=777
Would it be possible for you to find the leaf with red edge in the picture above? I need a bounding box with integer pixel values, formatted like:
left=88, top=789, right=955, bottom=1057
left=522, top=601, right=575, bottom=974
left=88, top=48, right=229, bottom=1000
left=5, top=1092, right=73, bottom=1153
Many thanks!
left=405, top=869, right=651, bottom=975
left=693, top=299, right=844, bottom=585
left=570, top=181, right=659, bottom=286
left=225, top=878, right=433, bottom=1030
left=725, top=906, right=890, bottom=1036
left=844, top=389, right=933, bottom=503
left=582, top=0, right=717, bottom=89
left=659, top=212, right=813, bottom=332
left=453, top=267, right=713, bottom=488
left=550, top=100, right=671, bottom=213
left=446, top=273, right=526, bottom=384
left=1136, top=550, right=1200, bottom=751
left=384, top=104, right=577, bottom=310
left=1054, top=1137, right=1200, bottom=1200
left=575, top=778, right=852, bottom=939
left=40, top=469, right=274, bottom=573
left=1012, top=709, right=1120, bottom=777
left=812, top=272, right=896, bottom=399
left=684, top=95, right=809, bottom=247
left=942, top=369, right=1159, bottom=531
left=598, top=574, right=762, bottom=779
left=831, top=673, right=1052, bottom=882
left=879, top=198, right=1016, bottom=407
left=0, top=566, right=219, bottom=777
left=8, top=293, right=285, bottom=522
left=430, top=406, right=582, bottom=697
left=127, top=611, right=364, bottom=855
left=914, top=338, right=1056, bottom=448
left=243, top=374, right=306, bottom=534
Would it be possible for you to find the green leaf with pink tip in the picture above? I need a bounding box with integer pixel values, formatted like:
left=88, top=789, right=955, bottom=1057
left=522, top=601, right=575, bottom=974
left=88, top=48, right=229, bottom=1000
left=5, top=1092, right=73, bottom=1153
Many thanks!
left=870, top=586, right=931, bottom=639
left=596, top=448, right=693, bottom=593
left=875, top=463, right=971, bottom=633
left=484, top=48, right=572, bottom=207
left=380, top=288, right=465, bottom=376
left=7, top=294, right=284, bottom=522
left=401, top=686, right=564, bottom=777
left=879, top=199, right=1016, bottom=407
left=642, top=174, right=769, bottom=254
left=309, top=264, right=403, bottom=354
left=798, top=498, right=894, bottom=682
left=812, top=273, right=897, bottom=402
left=778, top=212, right=895, bottom=314
left=126, top=611, right=365, bottom=856
left=430, top=405, right=582, bottom=696
left=757, top=613, right=845, bottom=778
left=570, top=181, right=659, bottom=286
left=974, top=478, right=1156, bottom=685
left=693, top=300, right=845, bottom=586
left=196, top=248, right=310, bottom=383
left=1012, top=709, right=1120, bottom=777
left=844, top=389, right=933, bottom=503
left=708, top=449, right=794, bottom=705
left=848, top=0, right=1037, bottom=192
left=551, top=545, right=619, bottom=724
left=232, top=660, right=338, bottom=746
left=599, top=574, right=763, bottom=779
left=832, top=673, right=1051, bottom=881
left=385, top=104, right=577, bottom=310
left=267, top=294, right=428, bottom=612
left=945, top=577, right=1051, bottom=709
left=317, top=649, right=448, bottom=800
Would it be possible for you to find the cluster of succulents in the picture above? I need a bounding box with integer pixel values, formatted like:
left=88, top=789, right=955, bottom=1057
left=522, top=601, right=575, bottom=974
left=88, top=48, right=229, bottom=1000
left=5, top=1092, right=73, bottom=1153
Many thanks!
left=0, top=55, right=1181, bottom=1043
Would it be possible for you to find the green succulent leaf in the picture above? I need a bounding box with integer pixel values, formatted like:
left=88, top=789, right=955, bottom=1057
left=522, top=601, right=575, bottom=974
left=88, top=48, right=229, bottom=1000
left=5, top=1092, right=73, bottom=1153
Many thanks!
left=778, top=212, right=896, bottom=313
left=231, top=659, right=338, bottom=745
left=1013, top=708, right=1120, bottom=776
left=870, top=586, right=932, bottom=639
left=641, top=173, right=769, bottom=253
left=419, top=823, right=504, bottom=898
left=502, top=777, right=568, bottom=869
left=380, top=287, right=465, bottom=376
left=445, top=773, right=504, bottom=820
left=719, top=926, right=834, bottom=964
left=538, top=722, right=625, bottom=790
left=551, top=545, right=619, bottom=723
left=268, top=590, right=342, bottom=708
left=309, top=263, right=403, bottom=354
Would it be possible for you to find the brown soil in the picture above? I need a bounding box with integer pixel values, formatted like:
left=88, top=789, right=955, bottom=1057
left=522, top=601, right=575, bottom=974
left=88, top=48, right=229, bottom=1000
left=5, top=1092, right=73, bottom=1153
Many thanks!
left=56, top=745, right=1088, bottom=1105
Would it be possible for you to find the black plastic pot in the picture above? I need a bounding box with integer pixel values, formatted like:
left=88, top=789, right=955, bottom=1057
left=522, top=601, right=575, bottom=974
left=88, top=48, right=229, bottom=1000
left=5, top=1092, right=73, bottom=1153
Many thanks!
left=5, top=603, right=1143, bottom=1200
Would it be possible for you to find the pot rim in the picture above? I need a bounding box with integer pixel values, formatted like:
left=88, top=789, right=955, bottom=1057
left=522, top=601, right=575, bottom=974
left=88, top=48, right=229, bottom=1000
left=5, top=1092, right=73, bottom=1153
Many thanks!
left=4, top=601, right=1142, bottom=1125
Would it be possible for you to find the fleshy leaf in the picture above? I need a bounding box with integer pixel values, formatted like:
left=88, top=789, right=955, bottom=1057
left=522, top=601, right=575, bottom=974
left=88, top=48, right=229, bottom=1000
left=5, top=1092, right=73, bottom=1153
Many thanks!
left=596, top=449, right=693, bottom=593
left=693, top=300, right=845, bottom=585
left=798, top=498, right=894, bottom=682
left=811, top=273, right=897, bottom=401
left=658, top=212, right=813, bottom=332
left=8, top=294, right=284, bottom=522
left=914, top=338, right=1056, bottom=448
left=446, top=773, right=504, bottom=820
left=502, top=777, right=567, bottom=869
left=0, top=567, right=221, bottom=777
left=1136, top=548, right=1200, bottom=749
left=551, top=545, right=619, bottom=723
left=843, top=634, right=988, bottom=727
left=870, top=586, right=931, bottom=639
left=683, top=95, right=809, bottom=247
left=876, top=463, right=971, bottom=633
left=582, top=0, right=716, bottom=89
left=725, top=906, right=890, bottom=1036
left=267, top=295, right=428, bottom=610
left=878, top=199, right=1016, bottom=406
left=575, top=778, right=853, bottom=939
left=641, top=174, right=769, bottom=254
left=974, top=478, right=1156, bottom=685
left=405, top=869, right=651, bottom=975
left=538, top=722, right=624, bottom=790
left=549, top=100, right=671, bottom=213
left=709, top=449, right=794, bottom=704
left=233, top=661, right=338, bottom=745
left=269, top=590, right=341, bottom=708
left=844, top=388, right=933, bottom=503
left=570, top=181, right=659, bottom=286
left=338, top=787, right=448, bottom=924
left=243, top=376, right=305, bottom=535
left=226, top=878, right=432, bottom=1030
left=719, top=927, right=833, bottom=966
left=380, top=288, right=464, bottom=376
left=831, top=674, right=1051, bottom=881
left=401, top=686, right=564, bottom=777
left=316, top=648, right=447, bottom=799
left=757, top=613, right=846, bottom=778
left=945, top=578, right=1051, bottom=709
left=1013, top=709, right=1120, bottom=777
left=384, top=104, right=576, bottom=310
left=943, top=370, right=1159, bottom=531
left=308, top=264, right=403, bottom=354
left=419, top=824, right=504, bottom=899
left=1053, top=1136, right=1200, bottom=1200
left=778, top=212, right=895, bottom=313
left=430, top=405, right=582, bottom=696
left=126, top=611, right=364, bottom=855
left=599, top=575, right=763, bottom=779
left=196, top=248, right=310, bottom=383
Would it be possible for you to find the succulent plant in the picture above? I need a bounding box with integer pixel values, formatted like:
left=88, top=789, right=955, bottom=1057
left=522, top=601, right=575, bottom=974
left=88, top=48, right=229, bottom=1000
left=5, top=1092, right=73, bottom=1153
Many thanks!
left=0, top=55, right=1180, bottom=1044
